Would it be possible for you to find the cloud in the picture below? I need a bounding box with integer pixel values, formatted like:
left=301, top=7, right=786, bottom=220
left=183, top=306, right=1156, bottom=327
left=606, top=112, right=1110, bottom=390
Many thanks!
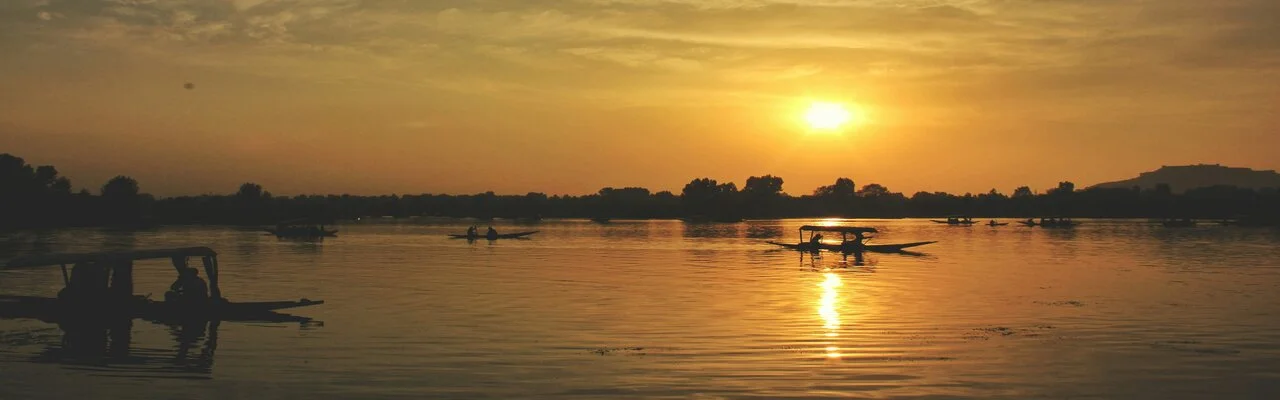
left=3, top=0, right=1279, bottom=108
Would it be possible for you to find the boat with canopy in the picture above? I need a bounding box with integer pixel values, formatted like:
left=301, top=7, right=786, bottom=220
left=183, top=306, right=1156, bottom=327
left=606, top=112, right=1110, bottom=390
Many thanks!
left=0, top=247, right=323, bottom=323
left=265, top=217, right=337, bottom=239
left=931, top=216, right=977, bottom=225
left=767, top=225, right=936, bottom=254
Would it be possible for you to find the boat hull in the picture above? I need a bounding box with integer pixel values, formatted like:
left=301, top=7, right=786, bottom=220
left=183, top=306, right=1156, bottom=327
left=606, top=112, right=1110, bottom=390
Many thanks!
left=448, top=231, right=540, bottom=240
left=0, top=295, right=322, bottom=323
left=266, top=228, right=338, bottom=238
left=767, top=241, right=936, bottom=254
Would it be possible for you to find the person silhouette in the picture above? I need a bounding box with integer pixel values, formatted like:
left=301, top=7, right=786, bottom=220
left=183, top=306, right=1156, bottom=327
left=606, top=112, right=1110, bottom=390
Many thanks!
left=167, top=267, right=209, bottom=306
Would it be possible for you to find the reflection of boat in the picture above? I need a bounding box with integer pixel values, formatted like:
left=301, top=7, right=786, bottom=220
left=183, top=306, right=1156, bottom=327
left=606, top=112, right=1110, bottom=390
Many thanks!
left=0, top=247, right=323, bottom=324
left=768, top=225, right=936, bottom=254
left=265, top=218, right=337, bottom=239
left=447, top=231, right=539, bottom=240
left=28, top=318, right=222, bottom=376
left=931, top=216, right=976, bottom=225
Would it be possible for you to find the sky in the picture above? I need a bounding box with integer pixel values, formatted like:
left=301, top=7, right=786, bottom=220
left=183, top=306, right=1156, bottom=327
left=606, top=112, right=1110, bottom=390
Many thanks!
left=1, top=0, right=1277, bottom=197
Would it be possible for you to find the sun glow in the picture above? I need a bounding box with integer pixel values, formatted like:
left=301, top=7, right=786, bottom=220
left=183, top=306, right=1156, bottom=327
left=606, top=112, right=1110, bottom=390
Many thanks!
left=804, top=102, right=856, bottom=131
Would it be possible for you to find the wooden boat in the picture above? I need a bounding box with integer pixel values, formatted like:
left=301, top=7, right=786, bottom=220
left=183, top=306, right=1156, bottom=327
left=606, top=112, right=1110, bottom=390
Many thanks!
left=0, top=247, right=323, bottom=324
left=768, top=225, right=936, bottom=254
left=265, top=226, right=338, bottom=238
left=681, top=215, right=744, bottom=223
left=1017, top=217, right=1078, bottom=228
left=987, top=221, right=1009, bottom=226
left=448, top=231, right=539, bottom=240
left=265, top=218, right=337, bottom=239
left=0, top=295, right=320, bottom=323
left=767, top=240, right=936, bottom=254
left=931, top=216, right=977, bottom=225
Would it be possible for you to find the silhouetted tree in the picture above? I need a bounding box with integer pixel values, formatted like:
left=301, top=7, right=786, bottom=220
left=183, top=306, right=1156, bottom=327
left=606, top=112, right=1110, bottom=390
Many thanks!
left=813, top=178, right=857, bottom=216
left=857, top=183, right=891, bottom=198
left=1049, top=181, right=1075, bottom=195
left=5, top=151, right=1280, bottom=228
left=743, top=175, right=785, bottom=218
left=101, top=176, right=140, bottom=199
left=1012, top=186, right=1034, bottom=198
left=99, top=176, right=144, bottom=225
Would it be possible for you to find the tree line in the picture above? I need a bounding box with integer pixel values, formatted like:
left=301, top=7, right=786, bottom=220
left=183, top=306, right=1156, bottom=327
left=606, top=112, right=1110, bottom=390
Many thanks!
left=2, top=153, right=1277, bottom=229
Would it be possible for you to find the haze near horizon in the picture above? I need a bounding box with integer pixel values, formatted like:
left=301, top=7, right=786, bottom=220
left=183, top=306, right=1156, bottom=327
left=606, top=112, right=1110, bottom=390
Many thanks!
left=2, top=0, right=1277, bottom=196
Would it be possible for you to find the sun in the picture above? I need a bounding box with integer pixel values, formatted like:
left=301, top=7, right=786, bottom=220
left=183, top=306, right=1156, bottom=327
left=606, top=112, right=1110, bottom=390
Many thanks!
left=803, top=102, right=856, bottom=131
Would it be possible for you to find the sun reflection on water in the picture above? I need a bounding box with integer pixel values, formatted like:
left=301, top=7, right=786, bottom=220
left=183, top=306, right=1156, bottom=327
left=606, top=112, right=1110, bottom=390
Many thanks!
left=818, top=272, right=842, bottom=358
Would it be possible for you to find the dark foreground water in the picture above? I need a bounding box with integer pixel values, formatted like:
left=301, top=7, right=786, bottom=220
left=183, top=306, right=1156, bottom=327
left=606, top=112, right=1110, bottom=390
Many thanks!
left=2, top=219, right=1280, bottom=399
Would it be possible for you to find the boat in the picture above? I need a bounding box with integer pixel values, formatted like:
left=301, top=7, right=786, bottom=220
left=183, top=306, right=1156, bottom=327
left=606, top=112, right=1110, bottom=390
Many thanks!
left=265, top=218, right=337, bottom=239
left=448, top=230, right=539, bottom=240
left=1017, top=217, right=1078, bottom=228
left=767, top=225, right=936, bottom=254
left=767, top=240, right=937, bottom=253
left=0, top=247, right=323, bottom=324
left=681, top=215, right=744, bottom=223
left=987, top=220, right=1009, bottom=227
left=931, top=216, right=977, bottom=225
left=1160, top=218, right=1196, bottom=228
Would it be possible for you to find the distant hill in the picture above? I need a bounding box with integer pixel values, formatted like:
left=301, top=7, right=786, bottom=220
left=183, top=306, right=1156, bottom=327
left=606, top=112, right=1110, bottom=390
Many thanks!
left=1089, top=164, right=1280, bottom=193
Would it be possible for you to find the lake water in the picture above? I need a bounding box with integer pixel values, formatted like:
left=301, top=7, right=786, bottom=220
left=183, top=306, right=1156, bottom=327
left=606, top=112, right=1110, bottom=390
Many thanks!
left=2, top=219, right=1280, bottom=399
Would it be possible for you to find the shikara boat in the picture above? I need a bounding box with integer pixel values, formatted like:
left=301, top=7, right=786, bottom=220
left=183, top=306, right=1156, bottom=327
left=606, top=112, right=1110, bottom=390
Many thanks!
left=931, top=216, right=977, bottom=225
left=987, top=220, right=1009, bottom=226
left=265, top=218, right=337, bottom=239
left=448, top=231, right=539, bottom=240
left=767, top=225, right=936, bottom=254
left=0, top=247, right=323, bottom=324
left=1017, top=217, right=1079, bottom=228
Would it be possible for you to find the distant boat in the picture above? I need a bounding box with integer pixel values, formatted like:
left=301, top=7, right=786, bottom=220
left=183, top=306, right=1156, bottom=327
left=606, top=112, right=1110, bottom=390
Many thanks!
left=1017, top=217, right=1078, bottom=228
left=681, top=215, right=743, bottom=223
left=767, top=225, right=936, bottom=254
left=931, top=216, right=977, bottom=225
left=265, top=218, right=337, bottom=239
left=448, top=231, right=539, bottom=240
left=987, top=220, right=1009, bottom=227
left=1160, top=218, right=1196, bottom=228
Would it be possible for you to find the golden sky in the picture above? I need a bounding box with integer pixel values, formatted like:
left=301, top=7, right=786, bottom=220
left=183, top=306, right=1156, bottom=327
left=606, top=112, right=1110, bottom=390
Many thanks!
left=1, top=0, right=1277, bottom=196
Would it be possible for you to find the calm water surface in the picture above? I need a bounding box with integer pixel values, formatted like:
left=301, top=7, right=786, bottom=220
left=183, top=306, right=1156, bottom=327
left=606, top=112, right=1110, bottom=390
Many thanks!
left=2, top=219, right=1280, bottom=399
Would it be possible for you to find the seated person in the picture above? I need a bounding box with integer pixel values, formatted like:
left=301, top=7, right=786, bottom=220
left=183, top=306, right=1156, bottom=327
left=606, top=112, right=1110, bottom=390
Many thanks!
left=166, top=267, right=209, bottom=305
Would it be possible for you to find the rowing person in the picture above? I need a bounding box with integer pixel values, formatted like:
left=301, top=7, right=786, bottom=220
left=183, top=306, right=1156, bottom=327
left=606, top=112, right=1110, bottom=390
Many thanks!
left=809, top=233, right=823, bottom=247
left=466, top=226, right=478, bottom=238
left=486, top=226, right=498, bottom=240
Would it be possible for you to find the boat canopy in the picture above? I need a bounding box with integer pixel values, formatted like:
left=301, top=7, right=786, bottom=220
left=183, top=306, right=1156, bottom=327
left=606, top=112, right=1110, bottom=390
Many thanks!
left=4, top=247, right=222, bottom=301
left=798, top=225, right=878, bottom=234
left=5, top=247, right=217, bottom=268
